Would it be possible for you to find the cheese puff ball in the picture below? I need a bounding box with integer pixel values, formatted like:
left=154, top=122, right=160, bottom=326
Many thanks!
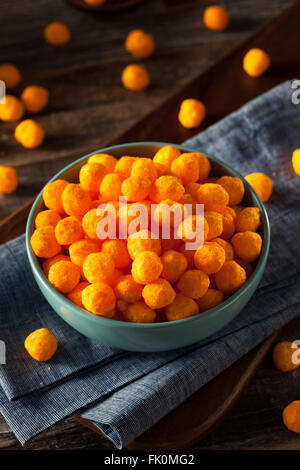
left=154, top=199, right=184, bottom=228
left=79, top=162, right=107, bottom=199
left=177, top=269, right=209, bottom=299
left=150, top=175, right=185, bottom=203
left=121, top=175, right=151, bottom=202
left=292, top=149, right=300, bottom=175
left=178, top=99, right=206, bottom=129
left=204, top=211, right=223, bottom=240
left=142, top=278, right=176, bottom=309
left=232, top=231, right=262, bottom=262
left=125, top=29, right=155, bottom=59
left=236, top=207, right=261, bottom=232
left=185, top=182, right=201, bottom=200
left=132, top=251, right=162, bottom=284
left=245, top=173, right=273, bottom=203
left=0, top=95, right=24, bottom=122
left=177, top=215, right=209, bottom=243
left=0, top=63, right=21, bottom=89
left=283, top=401, right=300, bottom=434
left=67, top=281, right=90, bottom=309
left=31, top=226, right=61, bottom=258
left=0, top=166, right=18, bottom=194
left=194, top=153, right=211, bottom=181
left=194, top=242, right=226, bottom=274
left=165, top=294, right=199, bottom=321
left=105, top=268, right=123, bottom=287
left=243, top=48, right=270, bottom=77
left=21, top=86, right=49, bottom=114
left=114, top=274, right=143, bottom=303
left=122, top=64, right=150, bottom=91
left=197, top=289, right=224, bottom=312
left=62, top=184, right=91, bottom=216
left=69, top=239, right=100, bottom=267
left=178, top=243, right=196, bottom=269
left=101, top=239, right=131, bottom=269
left=215, top=260, right=246, bottom=296
left=203, top=6, right=229, bottom=31
left=118, top=201, right=151, bottom=234
left=124, top=301, right=156, bottom=323
left=82, top=252, right=115, bottom=283
left=100, top=173, right=124, bottom=201
left=127, top=230, right=162, bottom=259
left=35, top=210, right=61, bottom=229
left=82, top=282, right=116, bottom=317
left=48, top=260, right=80, bottom=293
left=82, top=208, right=109, bottom=240
left=43, top=179, right=69, bottom=214
left=114, top=156, right=137, bottom=177
left=44, top=22, right=71, bottom=46
left=15, top=119, right=45, bottom=148
left=221, top=206, right=236, bottom=240
left=131, top=157, right=157, bottom=183
left=171, top=153, right=200, bottom=185
left=217, top=176, right=245, bottom=206
left=153, top=146, right=181, bottom=176
left=84, top=0, right=106, bottom=6
left=234, top=257, right=253, bottom=278
left=55, top=216, right=83, bottom=245
left=88, top=153, right=117, bottom=173
left=197, top=183, right=229, bottom=212
left=211, top=237, right=234, bottom=261
left=24, top=328, right=57, bottom=361
left=161, top=250, right=188, bottom=283
left=272, top=342, right=300, bottom=372
left=42, top=254, right=70, bottom=277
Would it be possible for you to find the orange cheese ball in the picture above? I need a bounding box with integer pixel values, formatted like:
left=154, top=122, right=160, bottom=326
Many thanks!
left=153, top=146, right=181, bottom=176
left=84, top=0, right=106, bottom=5
left=292, top=149, right=300, bottom=175
left=104, top=268, right=123, bottom=287
left=21, top=86, right=49, bottom=114
left=195, top=153, right=211, bottom=181
left=62, top=184, right=91, bottom=216
left=150, top=175, right=185, bottom=203
left=185, top=182, right=201, bottom=199
left=0, top=95, right=24, bottom=122
left=204, top=211, right=223, bottom=240
left=48, top=260, right=80, bottom=293
left=165, top=293, right=199, bottom=321
left=69, top=239, right=100, bottom=267
left=178, top=99, right=206, bottom=128
left=203, top=6, right=229, bottom=31
left=179, top=192, right=197, bottom=213
left=194, top=242, right=226, bottom=274
left=177, top=215, right=209, bottom=243
left=197, top=288, right=224, bottom=312
left=272, top=342, right=300, bottom=372
left=234, top=257, right=253, bottom=278
left=79, top=162, right=107, bottom=199
left=217, top=176, right=245, bottom=206
left=122, top=64, right=150, bottom=91
left=118, top=201, right=151, bottom=234
left=236, top=207, right=261, bottom=232
left=82, top=252, right=115, bottom=283
left=0, top=63, right=21, bottom=89
left=197, top=183, right=229, bottom=212
left=211, top=237, right=234, bottom=260
left=101, top=239, right=131, bottom=269
left=55, top=216, right=83, bottom=245
left=42, top=253, right=70, bottom=277
left=178, top=243, right=196, bottom=269
left=31, top=226, right=61, bottom=258
left=124, top=301, right=156, bottom=323
left=221, top=206, right=236, bottom=240
left=0, top=166, right=18, bottom=194
left=132, top=251, right=162, bottom=284
left=68, top=281, right=90, bottom=308
left=125, top=29, right=155, bottom=59
left=121, top=175, right=152, bottom=201
left=43, top=179, right=69, bottom=214
left=243, top=48, right=270, bottom=77
left=24, top=328, right=57, bottom=361
left=161, top=249, right=188, bottom=283
left=171, top=153, right=200, bottom=185
left=232, top=231, right=262, bottom=262
left=127, top=230, right=162, bottom=259
left=82, top=282, right=116, bottom=317
left=35, top=210, right=61, bottom=228
left=283, top=401, right=300, bottom=434
left=142, top=278, right=176, bottom=309
left=82, top=208, right=108, bottom=240
left=215, top=260, right=246, bottom=296
left=177, top=269, right=210, bottom=299
left=114, top=156, right=137, bottom=177
left=100, top=173, right=124, bottom=201
left=15, top=119, right=45, bottom=148
left=154, top=199, right=184, bottom=228
left=114, top=274, right=143, bottom=303
left=44, top=22, right=71, bottom=46
left=131, top=157, right=157, bottom=183
left=245, top=172, right=273, bottom=203
left=88, top=153, right=117, bottom=173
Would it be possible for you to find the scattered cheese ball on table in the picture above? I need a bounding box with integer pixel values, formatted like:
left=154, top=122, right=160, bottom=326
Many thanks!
left=245, top=172, right=273, bottom=202
left=292, top=149, right=300, bottom=175
left=25, top=328, right=57, bottom=361
left=122, top=64, right=150, bottom=91
left=203, top=6, right=229, bottom=31
left=272, top=341, right=300, bottom=372
left=44, top=22, right=71, bottom=46
left=283, top=401, right=300, bottom=434
left=15, top=119, right=45, bottom=148
left=243, top=48, right=270, bottom=77
left=0, top=166, right=18, bottom=194
left=125, top=29, right=155, bottom=59
left=21, top=86, right=49, bottom=114
left=0, top=63, right=21, bottom=89
left=0, top=95, right=24, bottom=122
left=178, top=99, right=206, bottom=128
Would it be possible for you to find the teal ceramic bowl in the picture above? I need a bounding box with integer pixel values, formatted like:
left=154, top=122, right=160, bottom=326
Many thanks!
left=26, top=142, right=270, bottom=352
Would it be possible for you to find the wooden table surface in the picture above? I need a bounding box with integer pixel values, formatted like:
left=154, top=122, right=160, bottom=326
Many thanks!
left=0, top=0, right=299, bottom=450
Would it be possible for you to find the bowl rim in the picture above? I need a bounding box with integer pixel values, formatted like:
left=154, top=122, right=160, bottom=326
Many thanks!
left=26, top=141, right=270, bottom=329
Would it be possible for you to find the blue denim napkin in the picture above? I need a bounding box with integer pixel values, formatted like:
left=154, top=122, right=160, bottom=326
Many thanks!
left=0, top=80, right=300, bottom=447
